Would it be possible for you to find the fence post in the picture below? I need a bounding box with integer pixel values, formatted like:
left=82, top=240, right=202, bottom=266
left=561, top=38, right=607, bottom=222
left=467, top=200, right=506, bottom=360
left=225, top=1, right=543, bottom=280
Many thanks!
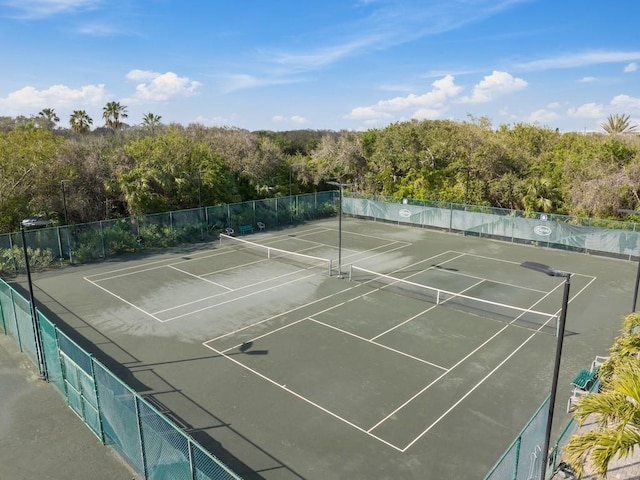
left=89, top=354, right=105, bottom=443
left=134, top=396, right=149, bottom=479
left=9, top=232, right=18, bottom=274
left=512, top=436, right=521, bottom=480
left=97, top=221, right=104, bottom=259
left=9, top=289, right=23, bottom=351
left=57, top=226, right=64, bottom=260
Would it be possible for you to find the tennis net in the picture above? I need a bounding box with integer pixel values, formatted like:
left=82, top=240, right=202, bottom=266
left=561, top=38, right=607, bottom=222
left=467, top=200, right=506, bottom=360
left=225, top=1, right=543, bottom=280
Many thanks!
left=220, top=234, right=333, bottom=276
left=349, top=265, right=559, bottom=335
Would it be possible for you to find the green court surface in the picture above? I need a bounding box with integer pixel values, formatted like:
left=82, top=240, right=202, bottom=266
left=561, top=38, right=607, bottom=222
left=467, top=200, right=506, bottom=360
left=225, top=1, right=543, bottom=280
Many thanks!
left=29, top=217, right=633, bottom=479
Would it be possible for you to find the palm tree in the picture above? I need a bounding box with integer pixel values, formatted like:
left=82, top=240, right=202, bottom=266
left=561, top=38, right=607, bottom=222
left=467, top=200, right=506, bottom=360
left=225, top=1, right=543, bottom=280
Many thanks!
left=142, top=112, right=162, bottom=131
left=601, top=113, right=638, bottom=135
left=521, top=176, right=558, bottom=213
left=102, top=101, right=128, bottom=130
left=37, top=108, right=60, bottom=128
left=69, top=110, right=93, bottom=133
left=563, top=359, right=640, bottom=477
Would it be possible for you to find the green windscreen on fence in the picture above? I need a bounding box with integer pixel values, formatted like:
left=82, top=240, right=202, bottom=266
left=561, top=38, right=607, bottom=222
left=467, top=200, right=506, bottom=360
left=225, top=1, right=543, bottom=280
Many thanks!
left=0, top=191, right=337, bottom=276
left=0, top=277, right=242, bottom=480
left=484, top=395, right=549, bottom=480
left=343, top=195, right=640, bottom=259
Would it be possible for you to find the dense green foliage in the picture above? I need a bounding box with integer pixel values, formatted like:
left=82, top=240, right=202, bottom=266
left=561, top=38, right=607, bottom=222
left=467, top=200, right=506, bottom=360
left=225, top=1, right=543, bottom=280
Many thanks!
left=0, top=114, right=639, bottom=234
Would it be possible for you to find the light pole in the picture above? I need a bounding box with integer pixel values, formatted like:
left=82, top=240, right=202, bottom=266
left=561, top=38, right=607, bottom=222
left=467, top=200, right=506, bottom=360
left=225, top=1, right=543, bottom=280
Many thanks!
left=521, top=261, right=572, bottom=480
left=61, top=179, right=71, bottom=225
left=327, top=181, right=351, bottom=278
left=20, top=221, right=47, bottom=380
left=618, top=208, right=640, bottom=312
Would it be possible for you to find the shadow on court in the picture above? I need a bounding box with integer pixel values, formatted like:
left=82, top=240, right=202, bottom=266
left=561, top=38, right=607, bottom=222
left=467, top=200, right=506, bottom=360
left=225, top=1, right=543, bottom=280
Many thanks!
left=14, top=217, right=636, bottom=479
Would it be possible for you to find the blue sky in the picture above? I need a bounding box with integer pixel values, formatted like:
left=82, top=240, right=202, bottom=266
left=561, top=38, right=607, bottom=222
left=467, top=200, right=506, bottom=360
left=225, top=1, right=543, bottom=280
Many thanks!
left=1, top=0, right=639, bottom=132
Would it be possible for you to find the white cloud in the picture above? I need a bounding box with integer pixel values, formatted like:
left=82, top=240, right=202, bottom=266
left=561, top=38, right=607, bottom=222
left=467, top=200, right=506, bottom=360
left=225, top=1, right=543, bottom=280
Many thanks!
left=0, top=83, right=106, bottom=112
left=192, top=114, right=239, bottom=127
left=126, top=70, right=159, bottom=81
left=611, top=94, right=640, bottom=112
left=345, top=106, right=390, bottom=120
left=461, top=71, right=527, bottom=104
left=76, top=23, right=120, bottom=36
left=567, top=103, right=604, bottom=118
left=345, top=74, right=462, bottom=121
left=624, top=62, right=638, bottom=73
left=579, top=76, right=596, bottom=83
left=127, top=71, right=201, bottom=102
left=3, top=0, right=102, bottom=18
left=413, top=108, right=443, bottom=120
left=219, top=73, right=302, bottom=93
left=527, top=109, right=560, bottom=124
left=272, top=115, right=308, bottom=124
left=516, top=51, right=640, bottom=71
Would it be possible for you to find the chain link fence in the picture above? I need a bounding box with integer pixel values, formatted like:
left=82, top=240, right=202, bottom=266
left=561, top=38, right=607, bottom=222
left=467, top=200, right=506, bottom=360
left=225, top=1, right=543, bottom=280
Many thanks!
left=0, top=277, right=242, bottom=480
left=0, top=191, right=337, bottom=276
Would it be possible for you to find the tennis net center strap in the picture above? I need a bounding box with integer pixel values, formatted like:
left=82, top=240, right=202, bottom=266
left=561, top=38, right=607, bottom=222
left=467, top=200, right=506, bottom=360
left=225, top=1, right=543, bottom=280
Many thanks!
left=348, top=265, right=559, bottom=335
left=219, top=233, right=333, bottom=276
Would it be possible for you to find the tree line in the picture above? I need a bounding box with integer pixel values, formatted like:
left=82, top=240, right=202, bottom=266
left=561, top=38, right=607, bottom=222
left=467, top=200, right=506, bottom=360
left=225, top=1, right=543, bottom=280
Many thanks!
left=0, top=108, right=638, bottom=234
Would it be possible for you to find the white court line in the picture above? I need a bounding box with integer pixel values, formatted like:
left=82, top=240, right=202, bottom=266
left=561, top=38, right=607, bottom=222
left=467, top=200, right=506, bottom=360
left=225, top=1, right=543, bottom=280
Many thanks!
left=308, top=317, right=448, bottom=371
left=159, top=272, right=318, bottom=321
left=84, top=257, right=183, bottom=280
left=87, top=247, right=247, bottom=282
left=340, top=242, right=415, bottom=266
left=429, top=266, right=550, bottom=294
left=203, top=332, right=405, bottom=451
left=200, top=257, right=268, bottom=277
left=259, top=226, right=411, bottom=259
left=199, top=249, right=595, bottom=451
left=450, top=251, right=598, bottom=280
left=155, top=267, right=312, bottom=315
left=398, top=275, right=598, bottom=451
left=204, top=282, right=365, bottom=343
left=392, top=251, right=550, bottom=294
left=90, top=261, right=183, bottom=282
left=83, top=277, right=163, bottom=322
left=202, top=250, right=456, bottom=345
left=366, top=278, right=565, bottom=437
left=288, top=225, right=409, bottom=245
left=167, top=265, right=233, bottom=291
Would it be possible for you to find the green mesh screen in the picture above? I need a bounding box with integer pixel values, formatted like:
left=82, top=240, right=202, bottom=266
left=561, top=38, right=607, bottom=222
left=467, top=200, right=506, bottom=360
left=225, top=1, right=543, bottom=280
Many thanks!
left=0, top=278, right=242, bottom=478
left=484, top=395, right=549, bottom=480
left=344, top=196, right=640, bottom=258
left=94, top=362, right=145, bottom=473
left=57, top=332, right=101, bottom=438
left=138, top=399, right=192, bottom=480
left=192, top=444, right=242, bottom=480
left=39, top=314, right=64, bottom=395
left=12, top=291, right=38, bottom=365
left=0, top=280, right=19, bottom=340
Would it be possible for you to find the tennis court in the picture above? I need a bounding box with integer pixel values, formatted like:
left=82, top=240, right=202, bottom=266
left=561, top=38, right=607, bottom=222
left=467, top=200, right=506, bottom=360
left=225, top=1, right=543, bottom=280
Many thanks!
left=31, top=217, right=631, bottom=479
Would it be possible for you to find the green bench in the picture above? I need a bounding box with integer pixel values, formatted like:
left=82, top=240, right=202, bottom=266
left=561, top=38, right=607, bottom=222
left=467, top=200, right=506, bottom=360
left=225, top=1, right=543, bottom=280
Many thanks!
left=571, top=368, right=597, bottom=391
left=239, top=224, right=254, bottom=235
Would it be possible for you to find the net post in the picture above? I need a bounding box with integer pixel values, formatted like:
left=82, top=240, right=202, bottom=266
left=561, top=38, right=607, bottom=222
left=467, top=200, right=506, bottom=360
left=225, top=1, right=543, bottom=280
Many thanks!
left=348, top=264, right=352, bottom=281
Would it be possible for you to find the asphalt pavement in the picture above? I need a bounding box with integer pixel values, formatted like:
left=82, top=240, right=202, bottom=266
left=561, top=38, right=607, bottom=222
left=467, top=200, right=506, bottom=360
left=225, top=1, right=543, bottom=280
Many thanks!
left=0, top=333, right=138, bottom=480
